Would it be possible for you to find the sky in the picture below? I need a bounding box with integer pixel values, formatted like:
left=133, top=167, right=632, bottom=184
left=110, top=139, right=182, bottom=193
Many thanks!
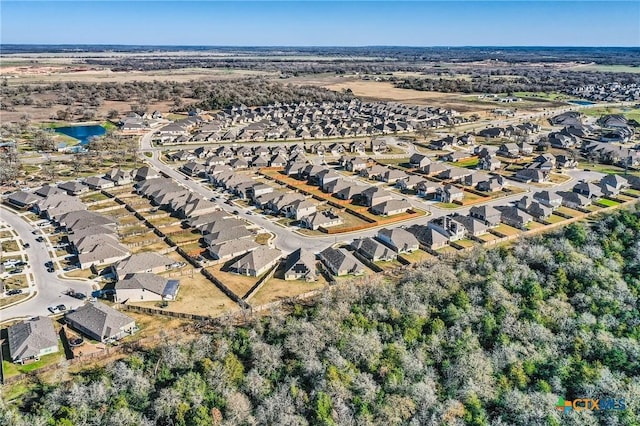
left=1, top=1, right=639, bottom=47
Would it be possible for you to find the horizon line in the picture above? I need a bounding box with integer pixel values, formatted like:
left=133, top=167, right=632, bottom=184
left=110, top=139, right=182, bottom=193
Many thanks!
left=2, top=44, right=639, bottom=48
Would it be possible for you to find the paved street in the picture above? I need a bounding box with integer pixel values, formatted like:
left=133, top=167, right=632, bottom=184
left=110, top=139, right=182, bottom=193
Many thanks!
left=0, top=207, right=94, bottom=323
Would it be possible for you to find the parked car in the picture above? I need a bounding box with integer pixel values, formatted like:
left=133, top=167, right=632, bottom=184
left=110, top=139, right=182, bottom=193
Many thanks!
left=6, top=289, right=23, bottom=296
left=47, top=267, right=55, bottom=273
left=70, top=292, right=86, bottom=300
left=35, top=236, right=44, bottom=242
left=48, top=305, right=61, bottom=314
left=23, top=243, right=30, bottom=248
left=56, top=304, right=67, bottom=312
left=10, top=269, right=23, bottom=274
left=45, top=261, right=53, bottom=268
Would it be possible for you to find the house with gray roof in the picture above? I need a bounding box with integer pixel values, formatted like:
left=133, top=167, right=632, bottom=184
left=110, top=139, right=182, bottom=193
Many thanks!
left=283, top=248, right=317, bottom=281
left=361, top=186, right=393, bottom=207
left=517, top=196, right=554, bottom=219
left=83, top=176, right=115, bottom=190
left=409, top=153, right=431, bottom=168
left=4, top=190, right=41, bottom=209
left=301, top=210, right=343, bottom=230
left=469, top=205, right=501, bottom=227
left=557, top=191, right=592, bottom=209
left=65, top=302, right=137, bottom=343
left=437, top=184, right=464, bottom=203
left=497, top=206, right=533, bottom=229
left=573, top=181, right=603, bottom=198
left=112, top=252, right=176, bottom=281
left=114, top=273, right=180, bottom=303
left=133, top=166, right=159, bottom=181
left=229, top=246, right=282, bottom=277
left=318, top=247, right=365, bottom=276
left=8, top=316, right=59, bottom=364
left=351, top=237, right=396, bottom=261
left=208, top=239, right=260, bottom=261
left=405, top=224, right=449, bottom=250
left=371, top=199, right=412, bottom=216
left=376, top=227, right=419, bottom=253
left=533, top=190, right=562, bottom=209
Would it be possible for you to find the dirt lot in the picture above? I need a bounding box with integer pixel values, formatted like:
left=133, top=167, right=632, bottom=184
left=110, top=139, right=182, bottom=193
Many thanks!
left=250, top=274, right=327, bottom=306
left=205, top=263, right=260, bottom=299
left=129, top=271, right=237, bottom=317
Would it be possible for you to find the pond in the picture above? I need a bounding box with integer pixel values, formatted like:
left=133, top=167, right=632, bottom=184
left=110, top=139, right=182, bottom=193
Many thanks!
left=568, top=100, right=595, bottom=106
left=54, top=125, right=106, bottom=145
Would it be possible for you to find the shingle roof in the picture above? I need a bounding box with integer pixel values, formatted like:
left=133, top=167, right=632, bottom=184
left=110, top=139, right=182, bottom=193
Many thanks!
left=8, top=316, right=58, bottom=362
left=115, top=273, right=179, bottom=298
left=65, top=302, right=135, bottom=341
left=114, top=253, right=175, bottom=277
left=229, top=246, right=282, bottom=274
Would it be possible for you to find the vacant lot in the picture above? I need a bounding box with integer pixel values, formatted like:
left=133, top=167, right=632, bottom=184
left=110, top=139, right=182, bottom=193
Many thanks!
left=250, top=268, right=327, bottom=306
left=206, top=264, right=262, bottom=299
left=130, top=272, right=237, bottom=318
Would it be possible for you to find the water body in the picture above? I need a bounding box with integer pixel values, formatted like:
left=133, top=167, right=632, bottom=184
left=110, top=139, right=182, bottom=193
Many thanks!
left=54, top=125, right=106, bottom=145
left=568, top=100, right=595, bottom=106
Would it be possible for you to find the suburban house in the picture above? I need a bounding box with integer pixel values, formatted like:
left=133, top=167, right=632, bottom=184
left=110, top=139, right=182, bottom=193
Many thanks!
left=498, top=143, right=520, bottom=158
left=497, top=206, right=534, bottom=229
left=427, top=216, right=467, bottom=241
left=422, top=162, right=448, bottom=176
left=533, top=190, right=562, bottom=209
left=416, top=180, right=443, bottom=198
left=573, top=181, right=603, bottom=198
left=396, top=175, right=426, bottom=192
left=58, top=181, right=89, bottom=196
left=283, top=248, right=317, bottom=281
left=515, top=169, right=548, bottom=183
left=114, top=273, right=180, bottom=302
left=318, top=247, right=365, bottom=276
left=301, top=210, right=343, bottom=230
left=229, top=246, right=282, bottom=277
left=181, top=161, right=206, bottom=177
left=361, top=186, right=393, bottom=207
left=287, top=199, right=317, bottom=221
left=4, top=190, right=41, bottom=209
left=380, top=168, right=408, bottom=184
left=351, top=237, right=396, bottom=261
left=83, top=176, right=115, bottom=190
left=8, top=316, right=59, bottom=364
left=405, top=224, right=449, bottom=250
left=477, top=176, right=506, bottom=192
left=450, top=214, right=490, bottom=237
left=111, top=252, right=176, bottom=281
left=478, top=155, right=502, bottom=171
left=409, top=153, right=431, bottom=168
left=208, top=239, right=260, bottom=261
left=469, top=205, right=502, bottom=227
left=371, top=199, right=412, bottom=216
left=517, top=196, right=554, bottom=219
left=557, top=191, right=592, bottom=209
left=65, top=302, right=137, bottom=343
left=438, top=184, right=464, bottom=203
left=376, top=227, right=419, bottom=253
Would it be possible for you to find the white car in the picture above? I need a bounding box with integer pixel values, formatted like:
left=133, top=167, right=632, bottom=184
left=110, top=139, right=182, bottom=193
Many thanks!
left=47, top=305, right=61, bottom=314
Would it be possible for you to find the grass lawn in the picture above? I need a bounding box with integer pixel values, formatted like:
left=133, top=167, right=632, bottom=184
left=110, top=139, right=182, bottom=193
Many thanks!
left=124, top=311, right=191, bottom=341
left=1, top=240, right=20, bottom=252
left=0, top=230, right=15, bottom=239
left=526, top=221, right=547, bottom=230
left=584, top=204, right=603, bottom=212
left=596, top=198, right=620, bottom=207
left=453, top=157, right=479, bottom=168
left=623, top=189, right=640, bottom=197
left=255, top=233, right=272, bottom=245
left=64, top=268, right=96, bottom=279
left=0, top=292, right=30, bottom=308
left=477, top=232, right=501, bottom=243
left=2, top=342, right=65, bottom=378
left=435, top=202, right=461, bottom=209
left=399, top=249, right=435, bottom=264
left=547, top=214, right=568, bottom=224
left=3, top=274, right=28, bottom=290
left=80, top=192, right=109, bottom=203
left=374, top=258, right=405, bottom=270
left=454, top=239, right=477, bottom=249
left=147, top=215, right=181, bottom=227
left=170, top=230, right=201, bottom=244
left=577, top=162, right=640, bottom=177
left=493, top=224, right=522, bottom=236
left=461, top=192, right=488, bottom=204
left=557, top=206, right=584, bottom=217
left=88, top=199, right=121, bottom=211
left=130, top=272, right=237, bottom=317
left=132, top=240, right=173, bottom=254
left=119, top=225, right=151, bottom=237
left=121, top=232, right=158, bottom=245
left=436, top=246, right=460, bottom=255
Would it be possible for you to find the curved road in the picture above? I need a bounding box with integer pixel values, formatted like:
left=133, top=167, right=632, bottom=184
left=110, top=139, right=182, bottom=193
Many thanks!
left=0, top=207, right=94, bottom=323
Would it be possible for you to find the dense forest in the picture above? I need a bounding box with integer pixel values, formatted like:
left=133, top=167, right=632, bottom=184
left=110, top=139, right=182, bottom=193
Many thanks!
left=393, top=70, right=640, bottom=95
left=2, top=207, right=640, bottom=426
left=0, top=79, right=352, bottom=115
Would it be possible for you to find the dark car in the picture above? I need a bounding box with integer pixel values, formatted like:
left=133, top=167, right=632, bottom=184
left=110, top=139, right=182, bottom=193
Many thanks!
left=6, top=289, right=23, bottom=296
left=233, top=210, right=239, bottom=215
left=56, top=304, right=67, bottom=312
left=47, top=267, right=55, bottom=273
left=45, top=261, right=53, bottom=267
left=23, top=242, right=30, bottom=248
left=35, top=236, right=44, bottom=242
left=71, top=292, right=86, bottom=300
